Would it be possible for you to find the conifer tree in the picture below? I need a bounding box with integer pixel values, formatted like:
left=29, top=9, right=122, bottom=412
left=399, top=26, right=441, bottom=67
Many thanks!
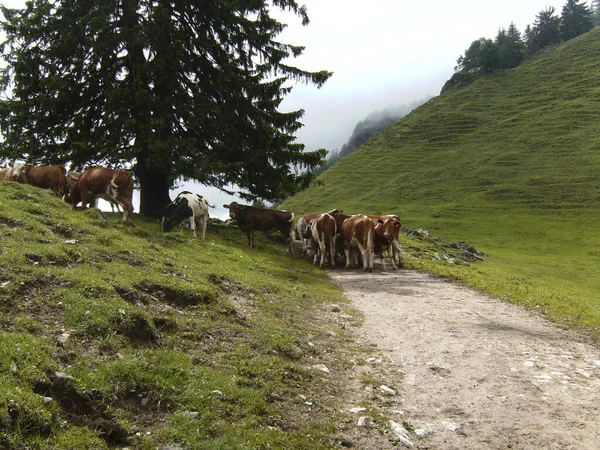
left=560, top=0, right=594, bottom=40
left=526, top=7, right=562, bottom=54
left=495, top=23, right=525, bottom=69
left=593, top=0, right=600, bottom=26
left=0, top=0, right=332, bottom=216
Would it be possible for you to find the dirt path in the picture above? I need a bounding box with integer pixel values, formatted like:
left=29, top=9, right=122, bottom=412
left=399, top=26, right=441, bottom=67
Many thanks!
left=327, top=269, right=600, bottom=449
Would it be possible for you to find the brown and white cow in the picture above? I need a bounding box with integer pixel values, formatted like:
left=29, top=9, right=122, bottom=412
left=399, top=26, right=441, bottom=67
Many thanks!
left=66, top=167, right=134, bottom=224
left=339, top=214, right=375, bottom=272
left=223, top=202, right=294, bottom=254
left=305, top=213, right=337, bottom=268
left=66, top=171, right=121, bottom=212
left=0, top=163, right=12, bottom=181
left=17, top=164, right=67, bottom=197
left=369, top=214, right=404, bottom=269
left=296, top=209, right=342, bottom=252
left=369, top=215, right=403, bottom=271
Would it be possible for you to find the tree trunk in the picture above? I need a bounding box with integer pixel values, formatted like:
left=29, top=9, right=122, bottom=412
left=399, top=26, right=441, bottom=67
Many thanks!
left=137, top=164, right=172, bottom=218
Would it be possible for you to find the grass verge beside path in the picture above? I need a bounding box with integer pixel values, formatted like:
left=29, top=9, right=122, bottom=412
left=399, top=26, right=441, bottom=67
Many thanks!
left=0, top=182, right=362, bottom=449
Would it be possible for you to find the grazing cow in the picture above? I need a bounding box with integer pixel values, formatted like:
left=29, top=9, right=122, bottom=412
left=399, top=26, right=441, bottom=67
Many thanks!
left=369, top=214, right=405, bottom=269
left=66, top=167, right=134, bottom=224
left=296, top=209, right=343, bottom=252
left=66, top=171, right=121, bottom=212
left=17, top=164, right=67, bottom=197
left=369, top=215, right=403, bottom=271
left=162, top=191, right=215, bottom=239
left=0, top=164, right=12, bottom=181
left=305, top=213, right=337, bottom=268
left=339, top=214, right=375, bottom=272
left=223, top=202, right=294, bottom=254
left=3, top=162, right=24, bottom=182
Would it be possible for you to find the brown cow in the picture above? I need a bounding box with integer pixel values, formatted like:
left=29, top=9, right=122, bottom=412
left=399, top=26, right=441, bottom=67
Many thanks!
left=66, top=167, right=134, bottom=224
left=66, top=171, right=122, bottom=212
left=305, top=213, right=337, bottom=268
left=369, top=215, right=403, bottom=271
left=339, top=214, right=375, bottom=272
left=223, top=202, right=294, bottom=254
left=296, top=209, right=343, bottom=252
left=17, top=164, right=66, bottom=197
left=369, top=214, right=404, bottom=269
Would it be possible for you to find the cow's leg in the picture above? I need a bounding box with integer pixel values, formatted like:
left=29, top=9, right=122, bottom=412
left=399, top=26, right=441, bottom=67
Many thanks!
left=387, top=248, right=398, bottom=271
left=379, top=252, right=388, bottom=272
left=356, top=243, right=368, bottom=272
left=328, top=237, right=336, bottom=268
left=116, top=196, right=134, bottom=224
left=189, top=217, right=197, bottom=239
left=319, top=238, right=327, bottom=268
left=200, top=215, right=207, bottom=240
left=247, top=227, right=254, bottom=248
left=344, top=247, right=351, bottom=269
left=392, top=239, right=404, bottom=268
left=80, top=189, right=88, bottom=210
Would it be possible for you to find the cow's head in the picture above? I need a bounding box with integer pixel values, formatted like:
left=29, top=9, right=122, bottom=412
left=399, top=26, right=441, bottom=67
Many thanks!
left=223, top=202, right=240, bottom=219
left=162, top=197, right=190, bottom=233
left=327, top=209, right=343, bottom=217
left=303, top=219, right=315, bottom=239
left=11, top=163, right=25, bottom=182
left=375, top=217, right=401, bottom=241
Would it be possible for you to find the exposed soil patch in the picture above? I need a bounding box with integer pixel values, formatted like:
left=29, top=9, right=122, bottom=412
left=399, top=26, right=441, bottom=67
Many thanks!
left=328, top=269, right=600, bottom=449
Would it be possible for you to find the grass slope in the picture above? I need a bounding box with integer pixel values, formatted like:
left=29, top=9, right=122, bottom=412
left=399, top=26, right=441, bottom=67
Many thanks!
left=281, top=28, right=600, bottom=341
left=0, top=181, right=363, bottom=449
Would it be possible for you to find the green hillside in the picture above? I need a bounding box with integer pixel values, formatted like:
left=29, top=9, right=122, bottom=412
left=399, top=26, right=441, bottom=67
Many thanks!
left=282, top=28, right=600, bottom=339
left=0, top=182, right=358, bottom=449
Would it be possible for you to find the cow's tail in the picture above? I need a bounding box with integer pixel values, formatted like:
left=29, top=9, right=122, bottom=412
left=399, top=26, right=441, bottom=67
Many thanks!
left=364, top=215, right=373, bottom=254
left=287, top=212, right=295, bottom=241
left=207, top=203, right=216, bottom=209
left=110, top=170, right=132, bottom=189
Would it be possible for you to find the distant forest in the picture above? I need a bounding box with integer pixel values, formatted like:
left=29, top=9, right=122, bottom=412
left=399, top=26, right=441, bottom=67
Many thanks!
left=444, top=0, right=599, bottom=91
left=313, top=98, right=431, bottom=176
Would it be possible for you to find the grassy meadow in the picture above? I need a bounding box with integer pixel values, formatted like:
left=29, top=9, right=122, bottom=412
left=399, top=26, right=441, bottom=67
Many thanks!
left=0, top=181, right=364, bottom=449
left=281, top=28, right=600, bottom=340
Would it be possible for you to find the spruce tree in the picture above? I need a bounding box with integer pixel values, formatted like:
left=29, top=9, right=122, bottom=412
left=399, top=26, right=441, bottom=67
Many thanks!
left=560, top=0, right=594, bottom=40
left=0, top=0, right=332, bottom=216
left=495, top=23, right=525, bottom=70
left=594, top=0, right=600, bottom=26
left=526, top=7, right=562, bottom=54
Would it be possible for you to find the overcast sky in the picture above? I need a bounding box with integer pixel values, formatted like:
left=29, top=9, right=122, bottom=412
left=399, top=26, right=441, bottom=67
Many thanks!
left=2, top=0, right=574, bottom=218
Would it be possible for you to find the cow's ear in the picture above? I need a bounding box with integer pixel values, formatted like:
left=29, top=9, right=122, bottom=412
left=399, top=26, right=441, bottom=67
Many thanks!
left=223, top=204, right=230, bottom=208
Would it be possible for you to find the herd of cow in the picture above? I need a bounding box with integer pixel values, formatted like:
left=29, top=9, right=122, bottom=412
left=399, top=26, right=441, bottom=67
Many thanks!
left=1, top=162, right=404, bottom=272
left=1, top=162, right=134, bottom=224
left=222, top=202, right=405, bottom=273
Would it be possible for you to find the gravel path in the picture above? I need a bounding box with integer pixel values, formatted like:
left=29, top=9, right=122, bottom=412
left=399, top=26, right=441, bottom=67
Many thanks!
left=328, top=269, right=600, bottom=449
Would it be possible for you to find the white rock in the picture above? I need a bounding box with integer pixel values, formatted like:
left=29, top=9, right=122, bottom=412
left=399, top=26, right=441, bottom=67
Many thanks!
left=357, top=416, right=369, bottom=427
left=448, top=423, right=461, bottom=432
left=349, top=407, right=367, bottom=414
left=414, top=428, right=430, bottom=438
left=389, top=420, right=414, bottom=448
left=312, top=364, right=330, bottom=374
left=379, top=385, right=397, bottom=396
left=57, top=333, right=70, bottom=345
